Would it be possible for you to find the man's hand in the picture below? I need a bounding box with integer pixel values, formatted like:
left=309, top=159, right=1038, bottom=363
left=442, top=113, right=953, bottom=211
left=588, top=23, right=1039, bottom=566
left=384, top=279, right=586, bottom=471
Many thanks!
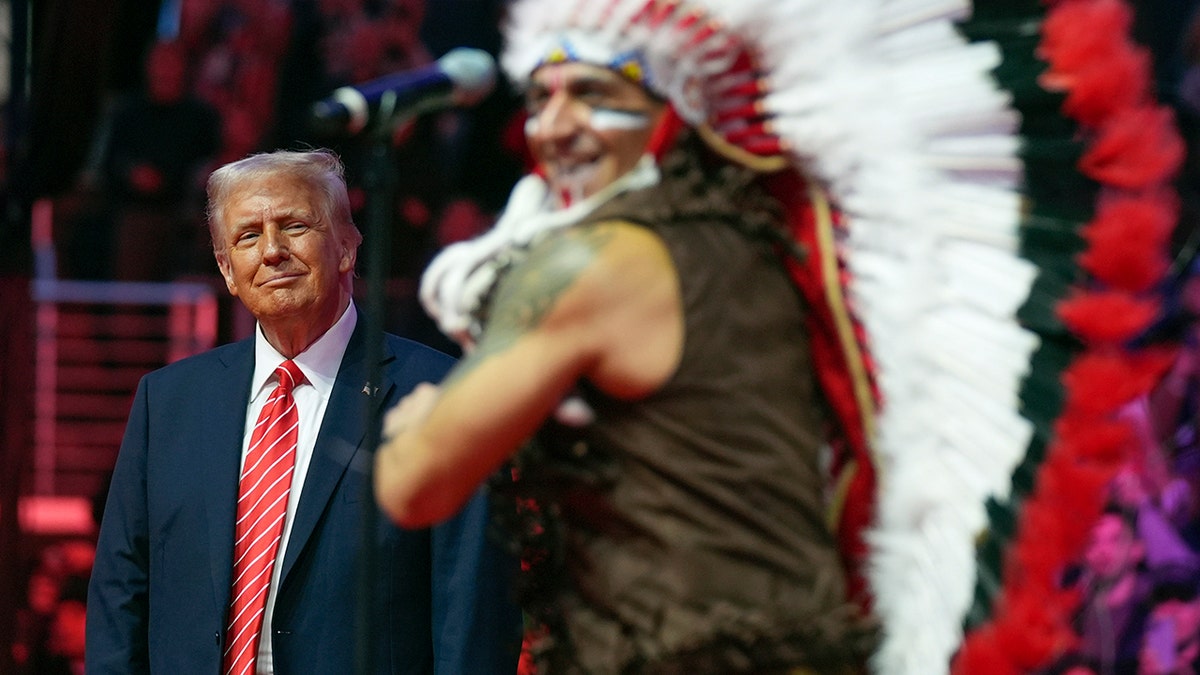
left=382, top=382, right=442, bottom=443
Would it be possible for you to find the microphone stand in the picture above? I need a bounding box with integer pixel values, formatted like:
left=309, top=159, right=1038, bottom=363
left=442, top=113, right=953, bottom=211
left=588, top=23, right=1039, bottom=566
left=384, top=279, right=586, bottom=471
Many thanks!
left=355, top=101, right=403, bottom=675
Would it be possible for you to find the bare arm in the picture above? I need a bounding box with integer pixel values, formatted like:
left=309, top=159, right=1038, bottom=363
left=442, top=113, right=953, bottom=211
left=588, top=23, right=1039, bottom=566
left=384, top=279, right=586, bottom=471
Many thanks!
left=375, top=222, right=683, bottom=527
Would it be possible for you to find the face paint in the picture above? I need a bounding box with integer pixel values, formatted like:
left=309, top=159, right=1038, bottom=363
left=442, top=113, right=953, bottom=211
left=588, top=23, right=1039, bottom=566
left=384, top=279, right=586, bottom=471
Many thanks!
left=548, top=152, right=593, bottom=207
left=588, top=108, right=651, bottom=131
left=543, top=65, right=566, bottom=93
left=559, top=185, right=579, bottom=207
left=525, top=106, right=648, bottom=138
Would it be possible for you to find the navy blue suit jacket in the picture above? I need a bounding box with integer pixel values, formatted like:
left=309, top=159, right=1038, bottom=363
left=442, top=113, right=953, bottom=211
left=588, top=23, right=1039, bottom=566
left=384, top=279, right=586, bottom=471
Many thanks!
left=86, top=321, right=521, bottom=674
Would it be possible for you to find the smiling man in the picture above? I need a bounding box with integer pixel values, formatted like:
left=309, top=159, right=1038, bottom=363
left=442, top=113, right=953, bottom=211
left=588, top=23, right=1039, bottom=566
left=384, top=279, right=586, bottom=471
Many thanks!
left=86, top=150, right=521, bottom=674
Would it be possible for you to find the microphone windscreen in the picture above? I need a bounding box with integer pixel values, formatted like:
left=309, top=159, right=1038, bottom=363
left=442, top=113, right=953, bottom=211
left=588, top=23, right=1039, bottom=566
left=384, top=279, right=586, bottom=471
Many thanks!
left=439, top=48, right=497, bottom=106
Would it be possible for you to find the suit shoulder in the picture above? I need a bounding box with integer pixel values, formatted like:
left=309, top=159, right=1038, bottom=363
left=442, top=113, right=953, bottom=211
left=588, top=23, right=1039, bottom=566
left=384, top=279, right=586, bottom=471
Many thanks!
left=140, top=339, right=249, bottom=384
left=383, top=333, right=457, bottom=379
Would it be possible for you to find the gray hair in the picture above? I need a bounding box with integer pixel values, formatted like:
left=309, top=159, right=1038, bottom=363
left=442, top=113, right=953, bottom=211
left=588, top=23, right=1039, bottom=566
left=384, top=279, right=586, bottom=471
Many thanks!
left=206, top=149, right=359, bottom=252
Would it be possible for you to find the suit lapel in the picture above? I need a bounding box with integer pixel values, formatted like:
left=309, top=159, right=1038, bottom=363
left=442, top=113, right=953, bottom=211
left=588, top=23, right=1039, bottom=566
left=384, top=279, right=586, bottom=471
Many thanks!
left=278, top=322, right=396, bottom=583
left=206, top=339, right=256, bottom=613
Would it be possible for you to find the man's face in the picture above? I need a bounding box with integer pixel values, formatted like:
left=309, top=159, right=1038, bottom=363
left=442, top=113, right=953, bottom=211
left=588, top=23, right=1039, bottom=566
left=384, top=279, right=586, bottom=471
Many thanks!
left=524, top=61, right=666, bottom=205
left=1083, top=513, right=1142, bottom=582
left=214, top=174, right=356, bottom=329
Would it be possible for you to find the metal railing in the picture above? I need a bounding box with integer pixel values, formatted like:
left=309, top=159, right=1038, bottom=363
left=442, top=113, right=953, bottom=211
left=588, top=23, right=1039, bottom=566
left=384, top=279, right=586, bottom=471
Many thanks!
left=28, top=198, right=218, bottom=496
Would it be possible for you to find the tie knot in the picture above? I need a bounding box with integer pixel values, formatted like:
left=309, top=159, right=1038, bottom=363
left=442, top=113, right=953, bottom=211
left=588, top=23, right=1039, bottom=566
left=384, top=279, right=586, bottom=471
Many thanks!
left=275, top=360, right=304, bottom=394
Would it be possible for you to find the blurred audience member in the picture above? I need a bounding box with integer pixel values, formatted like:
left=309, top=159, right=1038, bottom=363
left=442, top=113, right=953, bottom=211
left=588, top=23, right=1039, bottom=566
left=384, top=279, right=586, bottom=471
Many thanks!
left=190, top=0, right=292, bottom=141
left=1139, top=585, right=1200, bottom=674
left=1040, top=652, right=1102, bottom=675
left=434, top=196, right=493, bottom=249
left=213, top=103, right=264, bottom=167
left=317, top=0, right=430, bottom=89
left=25, top=575, right=88, bottom=675
left=378, top=0, right=431, bottom=72
left=13, top=541, right=95, bottom=674
left=1072, top=507, right=1157, bottom=674
left=1149, top=266, right=1200, bottom=553
left=76, top=39, right=220, bottom=281
left=1111, top=461, right=1200, bottom=587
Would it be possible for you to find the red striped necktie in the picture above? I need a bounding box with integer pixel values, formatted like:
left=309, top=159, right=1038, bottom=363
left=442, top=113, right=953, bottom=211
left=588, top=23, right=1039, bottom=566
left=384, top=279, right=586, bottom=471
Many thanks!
left=223, top=359, right=304, bottom=675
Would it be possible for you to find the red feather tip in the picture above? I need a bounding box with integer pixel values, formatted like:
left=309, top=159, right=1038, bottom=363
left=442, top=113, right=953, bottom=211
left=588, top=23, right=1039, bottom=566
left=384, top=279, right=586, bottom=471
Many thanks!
left=992, top=589, right=1078, bottom=668
left=1043, top=43, right=1150, bottom=128
left=1079, top=104, right=1186, bottom=189
left=1039, top=0, right=1134, bottom=72
left=953, top=630, right=1021, bottom=675
left=1056, top=291, right=1160, bottom=344
left=1061, top=349, right=1171, bottom=415
left=1081, top=190, right=1177, bottom=291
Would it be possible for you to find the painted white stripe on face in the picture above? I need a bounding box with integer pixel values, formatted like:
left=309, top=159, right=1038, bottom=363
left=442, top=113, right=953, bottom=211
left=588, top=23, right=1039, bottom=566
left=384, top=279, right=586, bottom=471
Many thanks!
left=525, top=107, right=647, bottom=138
left=588, top=108, right=650, bottom=130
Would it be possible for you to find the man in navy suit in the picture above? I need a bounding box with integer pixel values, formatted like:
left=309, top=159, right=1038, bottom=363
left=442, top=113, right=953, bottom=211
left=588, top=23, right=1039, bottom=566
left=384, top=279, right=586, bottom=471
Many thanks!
left=86, top=149, right=521, bottom=674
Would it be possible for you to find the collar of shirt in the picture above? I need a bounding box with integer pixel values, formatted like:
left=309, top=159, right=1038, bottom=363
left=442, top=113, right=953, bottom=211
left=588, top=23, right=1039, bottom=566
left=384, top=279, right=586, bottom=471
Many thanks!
left=250, top=302, right=358, bottom=402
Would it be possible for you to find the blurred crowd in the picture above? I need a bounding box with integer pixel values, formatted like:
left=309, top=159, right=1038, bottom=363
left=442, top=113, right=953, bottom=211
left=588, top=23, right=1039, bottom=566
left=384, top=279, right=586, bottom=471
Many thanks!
left=13, top=539, right=94, bottom=675
left=54, top=0, right=517, bottom=288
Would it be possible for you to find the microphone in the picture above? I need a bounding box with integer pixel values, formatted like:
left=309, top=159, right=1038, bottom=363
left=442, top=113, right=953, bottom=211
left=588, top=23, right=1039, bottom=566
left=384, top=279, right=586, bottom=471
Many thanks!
left=310, top=48, right=497, bottom=136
